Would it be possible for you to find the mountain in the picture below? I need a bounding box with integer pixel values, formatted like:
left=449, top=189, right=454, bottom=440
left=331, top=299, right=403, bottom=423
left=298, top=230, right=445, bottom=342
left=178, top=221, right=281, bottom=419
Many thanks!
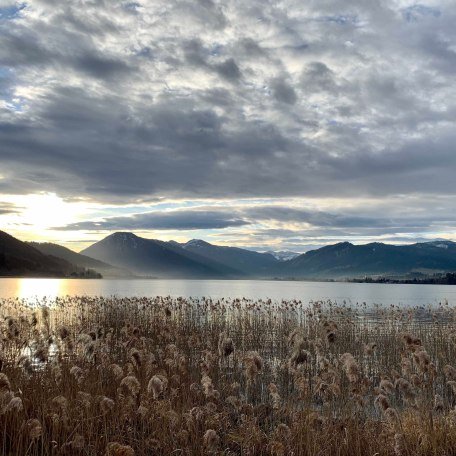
left=283, top=241, right=456, bottom=279
left=0, top=230, right=97, bottom=277
left=182, top=239, right=279, bottom=276
left=265, top=250, right=300, bottom=262
left=28, top=242, right=130, bottom=278
left=80, top=232, right=239, bottom=278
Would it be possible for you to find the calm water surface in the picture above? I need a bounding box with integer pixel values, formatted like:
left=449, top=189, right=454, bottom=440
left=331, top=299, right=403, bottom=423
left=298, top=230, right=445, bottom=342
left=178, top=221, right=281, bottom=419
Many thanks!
left=1, top=278, right=456, bottom=306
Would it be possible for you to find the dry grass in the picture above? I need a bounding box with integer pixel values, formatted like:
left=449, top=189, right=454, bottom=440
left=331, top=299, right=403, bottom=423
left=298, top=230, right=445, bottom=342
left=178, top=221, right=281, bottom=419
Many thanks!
left=1, top=296, right=456, bottom=455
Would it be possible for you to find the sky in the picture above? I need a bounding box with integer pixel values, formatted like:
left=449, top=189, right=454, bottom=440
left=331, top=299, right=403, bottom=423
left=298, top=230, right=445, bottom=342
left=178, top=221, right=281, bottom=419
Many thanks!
left=0, top=0, right=455, bottom=253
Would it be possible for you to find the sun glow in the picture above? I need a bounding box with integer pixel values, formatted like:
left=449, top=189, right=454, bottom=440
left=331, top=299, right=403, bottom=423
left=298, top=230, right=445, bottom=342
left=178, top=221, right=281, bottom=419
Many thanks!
left=14, top=193, right=78, bottom=228
left=2, top=193, right=83, bottom=229
left=0, top=193, right=93, bottom=245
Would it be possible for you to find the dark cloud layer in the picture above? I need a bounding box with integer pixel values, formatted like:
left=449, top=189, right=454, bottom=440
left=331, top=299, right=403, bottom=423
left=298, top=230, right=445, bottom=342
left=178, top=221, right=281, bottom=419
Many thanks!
left=57, top=209, right=248, bottom=231
left=56, top=203, right=456, bottom=243
left=1, top=0, right=456, bottom=247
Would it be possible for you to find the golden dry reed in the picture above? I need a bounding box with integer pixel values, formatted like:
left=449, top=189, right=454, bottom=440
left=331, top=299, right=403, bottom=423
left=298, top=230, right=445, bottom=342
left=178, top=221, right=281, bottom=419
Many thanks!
left=1, top=296, right=456, bottom=455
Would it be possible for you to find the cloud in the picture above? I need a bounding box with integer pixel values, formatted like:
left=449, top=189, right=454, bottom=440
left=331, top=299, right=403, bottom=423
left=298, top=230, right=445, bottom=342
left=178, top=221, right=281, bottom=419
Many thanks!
left=270, top=77, right=297, bottom=104
left=246, top=206, right=382, bottom=228
left=213, top=58, right=242, bottom=81
left=0, top=202, right=20, bottom=215
left=73, top=53, right=132, bottom=80
left=300, top=62, right=338, bottom=93
left=1, top=0, right=456, bottom=248
left=56, top=209, right=249, bottom=231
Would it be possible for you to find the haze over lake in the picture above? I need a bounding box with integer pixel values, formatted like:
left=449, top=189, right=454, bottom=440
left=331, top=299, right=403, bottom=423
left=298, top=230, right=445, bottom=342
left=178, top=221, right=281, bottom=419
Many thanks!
left=2, top=278, right=456, bottom=306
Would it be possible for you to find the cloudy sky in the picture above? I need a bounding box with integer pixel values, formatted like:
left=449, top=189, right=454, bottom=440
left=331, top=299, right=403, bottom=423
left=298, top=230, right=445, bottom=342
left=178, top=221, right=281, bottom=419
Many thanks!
left=1, top=0, right=455, bottom=252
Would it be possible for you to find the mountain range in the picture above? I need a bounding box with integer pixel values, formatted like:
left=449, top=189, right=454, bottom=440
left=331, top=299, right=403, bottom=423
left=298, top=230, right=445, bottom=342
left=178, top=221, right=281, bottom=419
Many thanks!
left=281, top=241, right=456, bottom=278
left=2, top=229, right=456, bottom=280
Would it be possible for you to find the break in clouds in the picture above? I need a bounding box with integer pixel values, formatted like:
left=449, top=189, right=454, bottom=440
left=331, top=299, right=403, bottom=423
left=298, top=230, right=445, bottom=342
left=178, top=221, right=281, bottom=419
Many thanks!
left=1, top=0, right=456, bottom=249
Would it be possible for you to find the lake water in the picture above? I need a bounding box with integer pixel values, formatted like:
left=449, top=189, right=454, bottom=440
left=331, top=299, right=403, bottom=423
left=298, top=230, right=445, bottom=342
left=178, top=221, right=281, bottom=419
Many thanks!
left=1, top=278, right=456, bottom=306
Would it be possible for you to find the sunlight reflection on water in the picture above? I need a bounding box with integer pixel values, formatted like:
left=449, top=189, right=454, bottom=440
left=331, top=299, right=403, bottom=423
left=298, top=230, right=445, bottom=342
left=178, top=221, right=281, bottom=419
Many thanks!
left=17, top=278, right=63, bottom=302
left=1, top=277, right=456, bottom=306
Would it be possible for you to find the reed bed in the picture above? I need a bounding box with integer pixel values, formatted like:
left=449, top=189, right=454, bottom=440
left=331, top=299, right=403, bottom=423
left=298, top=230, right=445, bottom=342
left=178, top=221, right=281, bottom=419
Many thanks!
left=1, top=296, right=456, bottom=455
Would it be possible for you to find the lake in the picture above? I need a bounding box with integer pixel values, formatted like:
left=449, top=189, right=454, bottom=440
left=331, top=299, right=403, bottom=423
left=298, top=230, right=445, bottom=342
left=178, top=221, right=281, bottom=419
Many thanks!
left=1, top=277, right=456, bottom=306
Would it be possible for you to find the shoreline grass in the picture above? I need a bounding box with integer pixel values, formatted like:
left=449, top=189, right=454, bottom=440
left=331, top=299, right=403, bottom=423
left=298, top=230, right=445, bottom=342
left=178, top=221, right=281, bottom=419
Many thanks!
left=1, top=296, right=456, bottom=455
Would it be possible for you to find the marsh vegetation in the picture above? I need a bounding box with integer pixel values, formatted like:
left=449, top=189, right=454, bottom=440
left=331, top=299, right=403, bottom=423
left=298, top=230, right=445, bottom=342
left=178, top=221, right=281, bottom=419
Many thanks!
left=1, top=296, right=456, bottom=455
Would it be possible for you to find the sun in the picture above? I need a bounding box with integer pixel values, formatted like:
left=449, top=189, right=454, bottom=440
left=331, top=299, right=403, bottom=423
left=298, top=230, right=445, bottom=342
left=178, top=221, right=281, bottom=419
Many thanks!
left=18, top=193, right=77, bottom=229
left=0, top=192, right=89, bottom=239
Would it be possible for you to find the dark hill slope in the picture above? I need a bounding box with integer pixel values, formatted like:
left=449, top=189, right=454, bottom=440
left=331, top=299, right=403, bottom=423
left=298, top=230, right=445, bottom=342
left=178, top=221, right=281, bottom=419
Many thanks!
left=29, top=242, right=129, bottom=278
left=0, top=231, right=81, bottom=277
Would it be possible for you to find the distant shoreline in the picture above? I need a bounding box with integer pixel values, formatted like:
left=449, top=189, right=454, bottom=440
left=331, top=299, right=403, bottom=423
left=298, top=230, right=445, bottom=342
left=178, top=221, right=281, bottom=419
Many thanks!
left=1, top=275, right=456, bottom=285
